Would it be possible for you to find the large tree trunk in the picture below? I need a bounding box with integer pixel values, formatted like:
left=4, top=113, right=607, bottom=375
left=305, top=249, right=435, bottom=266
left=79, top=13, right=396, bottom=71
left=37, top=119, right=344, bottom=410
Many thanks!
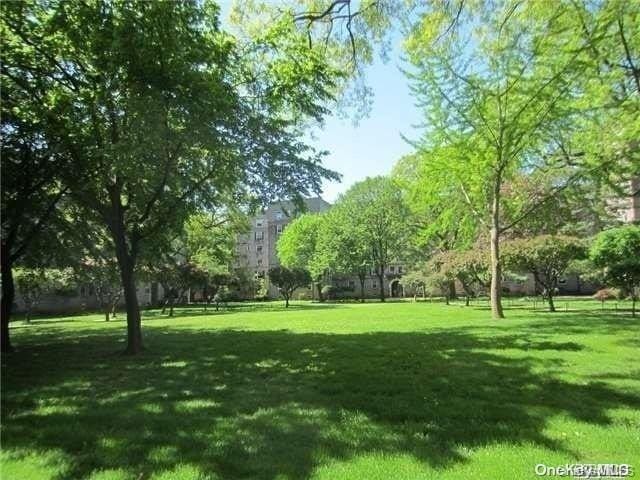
left=120, top=263, right=143, bottom=354
left=1, top=249, right=14, bottom=353
left=285, top=294, right=290, bottom=308
left=111, top=219, right=143, bottom=354
left=489, top=185, right=505, bottom=319
left=316, top=282, right=324, bottom=302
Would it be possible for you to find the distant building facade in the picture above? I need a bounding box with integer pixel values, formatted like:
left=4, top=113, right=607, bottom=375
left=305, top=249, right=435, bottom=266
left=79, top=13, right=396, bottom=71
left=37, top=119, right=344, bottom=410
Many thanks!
left=234, top=197, right=407, bottom=299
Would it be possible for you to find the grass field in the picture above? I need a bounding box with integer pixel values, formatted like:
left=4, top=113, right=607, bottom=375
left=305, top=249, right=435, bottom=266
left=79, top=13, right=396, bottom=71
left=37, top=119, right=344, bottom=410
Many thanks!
left=2, top=299, right=639, bottom=479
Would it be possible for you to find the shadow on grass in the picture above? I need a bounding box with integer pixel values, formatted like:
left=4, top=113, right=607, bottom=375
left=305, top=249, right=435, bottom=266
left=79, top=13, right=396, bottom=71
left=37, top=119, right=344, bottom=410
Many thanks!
left=140, top=302, right=345, bottom=320
left=3, top=321, right=639, bottom=480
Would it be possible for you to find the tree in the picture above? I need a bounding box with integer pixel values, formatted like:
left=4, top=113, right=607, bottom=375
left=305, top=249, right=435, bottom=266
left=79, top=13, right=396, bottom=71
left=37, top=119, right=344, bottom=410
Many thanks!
left=184, top=211, right=243, bottom=310
left=0, top=79, right=69, bottom=351
left=402, top=1, right=638, bottom=318
left=315, top=206, right=371, bottom=302
left=268, top=266, right=311, bottom=308
left=439, top=249, right=491, bottom=306
left=14, top=268, right=73, bottom=322
left=332, top=177, right=410, bottom=301
left=2, top=1, right=340, bottom=353
left=401, top=264, right=430, bottom=301
left=590, top=225, right=640, bottom=317
left=277, top=213, right=327, bottom=301
left=75, top=259, right=122, bottom=322
left=503, top=236, right=586, bottom=312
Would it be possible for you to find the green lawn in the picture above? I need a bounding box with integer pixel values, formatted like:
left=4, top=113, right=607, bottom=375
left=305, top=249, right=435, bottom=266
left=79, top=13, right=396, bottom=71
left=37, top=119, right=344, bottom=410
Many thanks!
left=2, top=299, right=639, bottom=480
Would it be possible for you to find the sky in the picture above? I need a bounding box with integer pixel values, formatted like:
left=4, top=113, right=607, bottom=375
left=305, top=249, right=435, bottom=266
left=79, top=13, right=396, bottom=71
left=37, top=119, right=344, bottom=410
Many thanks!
left=309, top=39, right=423, bottom=202
left=219, top=1, right=422, bottom=203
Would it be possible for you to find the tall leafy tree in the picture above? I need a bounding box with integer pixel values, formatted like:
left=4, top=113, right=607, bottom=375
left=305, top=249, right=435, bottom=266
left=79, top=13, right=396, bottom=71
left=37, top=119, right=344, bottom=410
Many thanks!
left=315, top=207, right=371, bottom=302
left=403, top=0, right=638, bottom=318
left=333, top=176, right=410, bottom=301
left=2, top=0, right=339, bottom=353
left=0, top=76, right=69, bottom=352
left=277, top=213, right=328, bottom=301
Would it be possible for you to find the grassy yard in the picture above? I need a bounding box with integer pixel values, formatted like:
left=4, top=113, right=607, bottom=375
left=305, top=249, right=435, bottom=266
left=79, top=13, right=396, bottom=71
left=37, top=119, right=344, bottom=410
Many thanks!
left=1, top=299, right=639, bottom=479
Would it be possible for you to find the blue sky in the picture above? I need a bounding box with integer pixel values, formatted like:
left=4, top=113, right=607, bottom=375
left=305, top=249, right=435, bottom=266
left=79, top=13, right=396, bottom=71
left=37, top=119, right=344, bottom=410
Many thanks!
left=311, top=38, right=422, bottom=202
left=220, top=1, right=421, bottom=203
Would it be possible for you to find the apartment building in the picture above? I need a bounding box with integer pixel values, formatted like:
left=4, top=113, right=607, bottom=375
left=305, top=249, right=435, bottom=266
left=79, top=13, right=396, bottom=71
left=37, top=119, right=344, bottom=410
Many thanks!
left=234, top=197, right=408, bottom=299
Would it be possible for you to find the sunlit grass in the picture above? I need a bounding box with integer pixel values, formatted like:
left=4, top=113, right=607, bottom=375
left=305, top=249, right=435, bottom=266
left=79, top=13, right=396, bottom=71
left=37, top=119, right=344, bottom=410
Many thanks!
left=2, top=299, right=639, bottom=479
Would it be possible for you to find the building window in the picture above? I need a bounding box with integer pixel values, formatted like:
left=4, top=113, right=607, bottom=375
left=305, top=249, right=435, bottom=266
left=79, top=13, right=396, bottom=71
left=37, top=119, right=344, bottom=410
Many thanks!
left=255, top=231, right=264, bottom=241
left=389, top=266, right=395, bottom=273
left=398, top=266, right=402, bottom=273
left=348, top=280, right=355, bottom=288
left=257, top=259, right=263, bottom=266
left=256, top=245, right=263, bottom=254
left=372, top=281, right=377, bottom=289
left=275, top=211, right=284, bottom=220
left=276, top=224, right=283, bottom=234
left=256, top=219, right=264, bottom=227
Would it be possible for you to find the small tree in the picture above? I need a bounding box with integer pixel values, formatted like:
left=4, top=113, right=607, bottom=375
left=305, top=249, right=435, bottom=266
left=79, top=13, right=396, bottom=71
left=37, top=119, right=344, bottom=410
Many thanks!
left=402, top=265, right=430, bottom=301
left=14, top=268, right=74, bottom=322
left=76, top=260, right=122, bottom=322
left=277, top=213, right=327, bottom=301
left=590, top=225, right=640, bottom=317
left=268, top=266, right=311, bottom=308
left=439, top=249, right=491, bottom=306
left=503, top=236, right=585, bottom=312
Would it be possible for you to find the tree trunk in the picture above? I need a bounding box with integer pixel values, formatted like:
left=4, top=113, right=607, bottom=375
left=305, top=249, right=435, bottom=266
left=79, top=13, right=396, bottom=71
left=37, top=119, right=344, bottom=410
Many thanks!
left=169, top=298, right=174, bottom=317
left=448, top=281, right=457, bottom=300
left=632, top=297, right=636, bottom=317
left=316, top=282, right=324, bottom=302
left=105, top=309, right=110, bottom=322
left=547, top=294, right=556, bottom=312
left=285, top=295, right=289, bottom=308
left=377, top=273, right=385, bottom=302
left=465, top=295, right=470, bottom=306
left=120, top=263, right=143, bottom=354
left=1, top=250, right=14, bottom=353
left=359, top=275, right=365, bottom=303
left=112, top=225, right=143, bottom=354
left=490, top=190, right=505, bottom=319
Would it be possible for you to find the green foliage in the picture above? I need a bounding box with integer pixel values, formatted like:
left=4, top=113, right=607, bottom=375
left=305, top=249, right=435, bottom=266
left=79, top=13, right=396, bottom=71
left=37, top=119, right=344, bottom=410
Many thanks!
left=277, top=213, right=326, bottom=280
left=399, top=0, right=639, bottom=317
left=438, top=248, right=491, bottom=303
left=14, top=267, right=75, bottom=320
left=503, top=236, right=586, bottom=311
left=1, top=0, right=341, bottom=351
left=314, top=204, right=370, bottom=291
left=589, top=225, right=640, bottom=315
left=330, top=176, right=411, bottom=300
left=267, top=266, right=311, bottom=307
